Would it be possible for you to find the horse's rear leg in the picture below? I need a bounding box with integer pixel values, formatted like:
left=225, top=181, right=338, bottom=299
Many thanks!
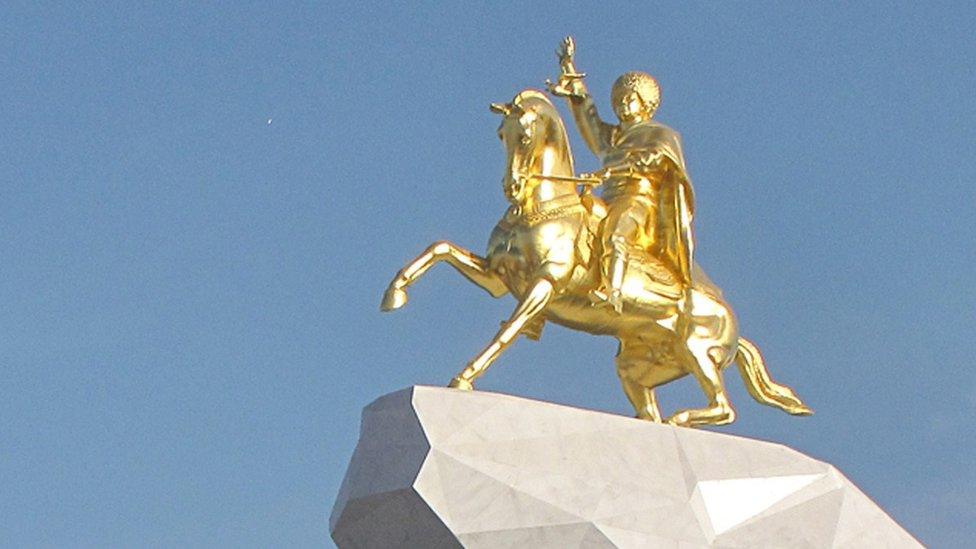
left=616, top=340, right=656, bottom=421
left=616, top=340, right=684, bottom=423
left=618, top=374, right=663, bottom=422
left=666, top=344, right=737, bottom=428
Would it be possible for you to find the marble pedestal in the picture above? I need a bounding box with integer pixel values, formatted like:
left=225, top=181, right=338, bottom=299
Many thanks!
left=330, top=386, right=919, bottom=548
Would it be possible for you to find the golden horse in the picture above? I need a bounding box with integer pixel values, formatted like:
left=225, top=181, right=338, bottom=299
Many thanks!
left=381, top=90, right=811, bottom=427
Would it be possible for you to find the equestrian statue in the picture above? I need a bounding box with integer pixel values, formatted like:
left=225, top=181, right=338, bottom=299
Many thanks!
left=380, top=37, right=811, bottom=428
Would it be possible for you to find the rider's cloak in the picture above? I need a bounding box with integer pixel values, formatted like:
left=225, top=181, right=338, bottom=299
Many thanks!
left=604, top=121, right=698, bottom=289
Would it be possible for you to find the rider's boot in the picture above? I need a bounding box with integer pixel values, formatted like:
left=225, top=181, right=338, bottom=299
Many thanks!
left=590, top=238, right=627, bottom=314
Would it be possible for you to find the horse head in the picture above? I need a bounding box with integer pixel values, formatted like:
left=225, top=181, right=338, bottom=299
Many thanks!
left=491, top=90, right=576, bottom=207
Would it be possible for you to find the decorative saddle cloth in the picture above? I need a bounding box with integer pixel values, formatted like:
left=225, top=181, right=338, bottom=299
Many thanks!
left=631, top=252, right=685, bottom=300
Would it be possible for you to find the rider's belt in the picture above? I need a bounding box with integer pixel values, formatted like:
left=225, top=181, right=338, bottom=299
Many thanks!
left=603, top=177, right=656, bottom=200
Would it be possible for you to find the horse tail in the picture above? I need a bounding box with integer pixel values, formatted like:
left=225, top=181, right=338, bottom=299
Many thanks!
left=734, top=337, right=813, bottom=416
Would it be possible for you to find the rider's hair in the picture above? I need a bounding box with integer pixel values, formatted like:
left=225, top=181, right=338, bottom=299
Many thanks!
left=611, top=71, right=661, bottom=115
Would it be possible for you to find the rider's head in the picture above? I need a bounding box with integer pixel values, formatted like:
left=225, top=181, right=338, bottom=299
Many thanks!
left=611, top=71, right=660, bottom=124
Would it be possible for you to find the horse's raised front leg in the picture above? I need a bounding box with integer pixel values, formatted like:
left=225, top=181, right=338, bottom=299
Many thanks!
left=449, top=278, right=554, bottom=390
left=381, top=241, right=508, bottom=311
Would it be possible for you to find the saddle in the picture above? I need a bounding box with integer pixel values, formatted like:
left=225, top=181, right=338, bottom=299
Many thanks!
left=631, top=253, right=685, bottom=300
left=573, top=205, right=686, bottom=302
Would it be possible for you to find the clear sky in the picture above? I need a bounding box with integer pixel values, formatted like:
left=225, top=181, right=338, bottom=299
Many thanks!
left=1, top=2, right=973, bottom=547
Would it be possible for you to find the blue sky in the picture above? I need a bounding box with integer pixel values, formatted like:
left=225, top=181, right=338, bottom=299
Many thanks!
left=1, top=2, right=973, bottom=547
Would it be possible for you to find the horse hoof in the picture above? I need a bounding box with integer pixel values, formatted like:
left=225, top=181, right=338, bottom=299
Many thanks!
left=448, top=376, right=473, bottom=391
left=380, top=287, right=408, bottom=311
left=636, top=410, right=663, bottom=423
left=666, top=411, right=692, bottom=428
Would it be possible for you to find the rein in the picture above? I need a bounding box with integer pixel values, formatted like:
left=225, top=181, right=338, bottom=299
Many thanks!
left=522, top=172, right=603, bottom=186
left=504, top=173, right=589, bottom=227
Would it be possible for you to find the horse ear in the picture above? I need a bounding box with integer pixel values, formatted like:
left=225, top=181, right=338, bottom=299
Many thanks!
left=489, top=102, right=511, bottom=116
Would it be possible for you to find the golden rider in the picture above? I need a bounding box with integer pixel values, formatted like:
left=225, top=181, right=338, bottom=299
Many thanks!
left=547, top=36, right=696, bottom=313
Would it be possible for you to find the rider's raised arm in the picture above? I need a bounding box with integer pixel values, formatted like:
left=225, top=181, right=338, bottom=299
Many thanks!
left=548, top=36, right=616, bottom=158
left=566, top=91, right=616, bottom=158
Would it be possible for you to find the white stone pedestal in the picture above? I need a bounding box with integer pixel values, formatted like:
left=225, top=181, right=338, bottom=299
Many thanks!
left=330, top=386, right=920, bottom=548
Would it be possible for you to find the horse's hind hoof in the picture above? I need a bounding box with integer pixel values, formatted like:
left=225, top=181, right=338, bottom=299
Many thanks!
left=380, top=287, right=408, bottom=311
left=448, top=376, right=474, bottom=391
left=666, top=411, right=692, bottom=428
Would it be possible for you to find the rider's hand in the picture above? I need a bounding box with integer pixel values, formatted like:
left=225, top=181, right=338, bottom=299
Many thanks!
left=557, top=36, right=575, bottom=65
left=579, top=168, right=613, bottom=182
left=546, top=77, right=586, bottom=99
left=546, top=36, right=587, bottom=100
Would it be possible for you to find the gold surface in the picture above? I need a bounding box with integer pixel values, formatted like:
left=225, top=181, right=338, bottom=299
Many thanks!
left=381, top=38, right=811, bottom=427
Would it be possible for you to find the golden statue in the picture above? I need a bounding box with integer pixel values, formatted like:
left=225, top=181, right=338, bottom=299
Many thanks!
left=381, top=37, right=811, bottom=428
left=548, top=37, right=697, bottom=314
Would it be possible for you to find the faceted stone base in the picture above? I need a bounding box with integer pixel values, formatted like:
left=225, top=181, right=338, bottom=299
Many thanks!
left=330, top=386, right=920, bottom=548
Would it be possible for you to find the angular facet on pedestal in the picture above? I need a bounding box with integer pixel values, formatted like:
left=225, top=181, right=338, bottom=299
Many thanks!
left=330, top=386, right=920, bottom=548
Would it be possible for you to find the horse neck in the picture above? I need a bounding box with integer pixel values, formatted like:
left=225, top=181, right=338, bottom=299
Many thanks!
left=525, top=179, right=577, bottom=207
left=521, top=143, right=578, bottom=208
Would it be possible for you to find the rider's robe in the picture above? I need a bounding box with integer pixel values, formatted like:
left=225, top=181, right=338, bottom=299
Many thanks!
left=564, top=92, right=724, bottom=299
left=601, top=121, right=700, bottom=291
